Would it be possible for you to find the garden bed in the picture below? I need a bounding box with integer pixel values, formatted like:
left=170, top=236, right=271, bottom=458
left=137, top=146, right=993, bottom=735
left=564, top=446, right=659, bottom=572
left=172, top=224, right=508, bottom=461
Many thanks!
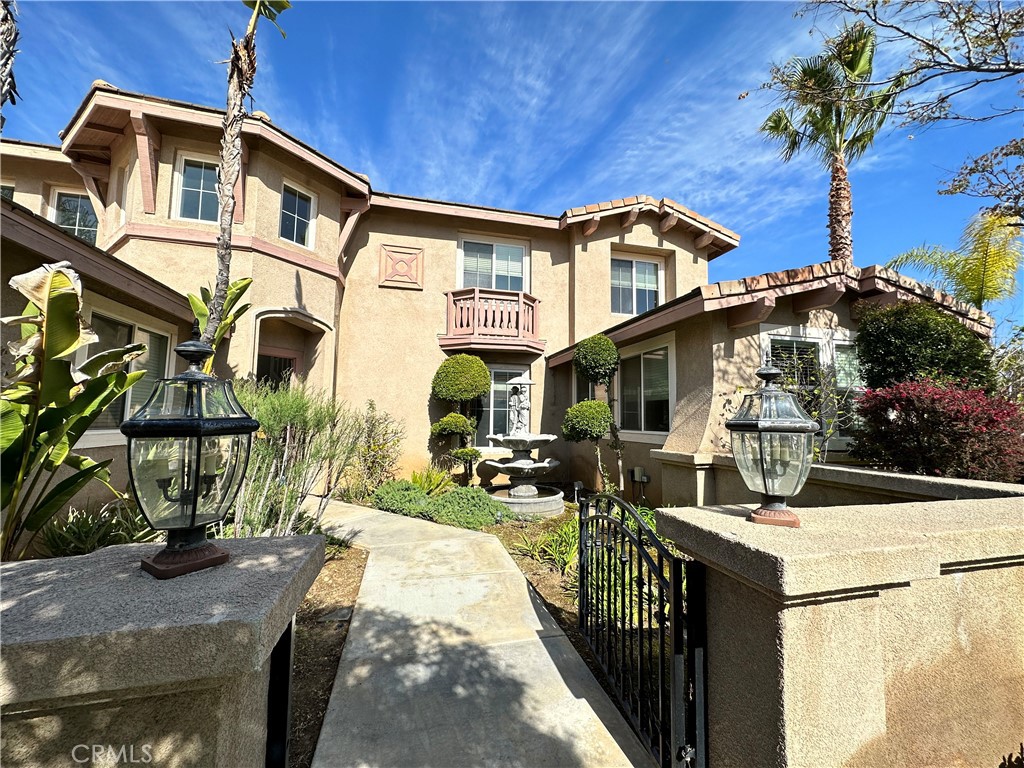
left=289, top=542, right=369, bottom=768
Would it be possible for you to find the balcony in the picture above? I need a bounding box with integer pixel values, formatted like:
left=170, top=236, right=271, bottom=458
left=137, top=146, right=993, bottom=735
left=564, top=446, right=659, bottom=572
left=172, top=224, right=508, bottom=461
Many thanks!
left=439, top=288, right=545, bottom=354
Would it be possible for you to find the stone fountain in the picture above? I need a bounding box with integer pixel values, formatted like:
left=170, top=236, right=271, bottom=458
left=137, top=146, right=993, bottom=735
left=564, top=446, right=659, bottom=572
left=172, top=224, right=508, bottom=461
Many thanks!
left=482, top=375, right=565, bottom=517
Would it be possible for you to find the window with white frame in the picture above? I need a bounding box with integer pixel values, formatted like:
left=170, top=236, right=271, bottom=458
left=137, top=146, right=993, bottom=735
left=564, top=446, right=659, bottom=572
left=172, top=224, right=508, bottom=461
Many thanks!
left=280, top=183, right=315, bottom=247
left=51, top=190, right=98, bottom=245
left=763, top=326, right=864, bottom=449
left=175, top=156, right=219, bottom=222
left=574, top=369, right=596, bottom=404
left=471, top=366, right=527, bottom=446
left=87, top=312, right=171, bottom=431
left=611, top=256, right=660, bottom=315
left=459, top=237, right=529, bottom=293
left=617, top=334, right=674, bottom=435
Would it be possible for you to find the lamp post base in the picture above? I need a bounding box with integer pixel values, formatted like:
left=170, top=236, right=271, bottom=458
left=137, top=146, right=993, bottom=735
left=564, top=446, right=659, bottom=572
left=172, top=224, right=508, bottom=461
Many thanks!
left=750, top=496, right=801, bottom=528
left=141, top=527, right=230, bottom=579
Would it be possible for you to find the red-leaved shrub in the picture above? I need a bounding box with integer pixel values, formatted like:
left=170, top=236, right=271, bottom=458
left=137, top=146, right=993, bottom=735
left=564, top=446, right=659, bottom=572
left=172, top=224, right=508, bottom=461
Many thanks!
left=852, top=379, right=1024, bottom=482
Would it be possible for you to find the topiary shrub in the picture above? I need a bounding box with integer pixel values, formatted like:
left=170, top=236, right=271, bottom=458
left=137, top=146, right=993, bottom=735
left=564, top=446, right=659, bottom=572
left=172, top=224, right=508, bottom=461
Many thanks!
left=562, top=400, right=614, bottom=443
left=372, top=480, right=431, bottom=518
left=431, top=354, right=491, bottom=405
left=426, top=486, right=506, bottom=530
left=573, top=334, right=620, bottom=386
left=562, top=400, right=614, bottom=490
left=852, top=379, right=1024, bottom=482
left=855, top=302, right=995, bottom=390
left=430, top=412, right=475, bottom=438
left=449, top=446, right=482, bottom=480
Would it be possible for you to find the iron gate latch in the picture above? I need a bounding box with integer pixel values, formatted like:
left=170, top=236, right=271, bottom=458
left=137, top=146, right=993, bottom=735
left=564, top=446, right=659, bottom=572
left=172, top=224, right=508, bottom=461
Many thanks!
left=678, top=745, right=696, bottom=765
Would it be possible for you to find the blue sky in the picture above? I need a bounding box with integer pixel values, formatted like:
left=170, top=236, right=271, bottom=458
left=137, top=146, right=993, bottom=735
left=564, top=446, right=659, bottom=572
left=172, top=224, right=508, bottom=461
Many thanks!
left=5, top=1, right=1021, bottom=330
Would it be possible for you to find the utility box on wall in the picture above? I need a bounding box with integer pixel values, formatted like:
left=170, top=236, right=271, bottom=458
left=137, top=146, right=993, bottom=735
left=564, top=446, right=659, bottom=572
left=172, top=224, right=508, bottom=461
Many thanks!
left=0, top=537, right=324, bottom=768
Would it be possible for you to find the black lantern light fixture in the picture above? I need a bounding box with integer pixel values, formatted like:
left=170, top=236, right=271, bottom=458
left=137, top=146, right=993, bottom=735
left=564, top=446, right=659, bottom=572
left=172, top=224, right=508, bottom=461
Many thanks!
left=120, top=323, right=258, bottom=579
left=725, top=362, right=819, bottom=528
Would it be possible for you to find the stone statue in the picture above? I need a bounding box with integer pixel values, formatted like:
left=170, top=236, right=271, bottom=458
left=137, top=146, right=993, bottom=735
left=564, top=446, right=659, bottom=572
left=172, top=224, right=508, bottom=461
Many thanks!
left=508, top=385, right=530, bottom=435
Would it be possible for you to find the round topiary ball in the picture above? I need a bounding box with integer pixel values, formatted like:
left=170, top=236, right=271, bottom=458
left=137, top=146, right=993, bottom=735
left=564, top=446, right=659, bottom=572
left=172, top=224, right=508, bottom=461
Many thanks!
left=562, top=400, right=614, bottom=443
left=573, top=334, right=620, bottom=386
left=430, top=413, right=475, bottom=437
left=432, top=354, right=491, bottom=403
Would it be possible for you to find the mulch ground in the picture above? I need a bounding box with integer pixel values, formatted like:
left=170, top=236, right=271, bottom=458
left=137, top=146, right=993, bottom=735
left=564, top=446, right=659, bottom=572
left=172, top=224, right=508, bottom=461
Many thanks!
left=289, top=543, right=369, bottom=768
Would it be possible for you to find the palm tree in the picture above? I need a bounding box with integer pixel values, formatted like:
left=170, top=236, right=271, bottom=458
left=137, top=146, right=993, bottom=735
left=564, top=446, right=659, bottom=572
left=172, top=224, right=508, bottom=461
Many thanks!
left=0, top=0, right=20, bottom=133
left=888, top=212, right=1023, bottom=310
left=761, top=24, right=903, bottom=264
left=203, top=0, right=289, bottom=346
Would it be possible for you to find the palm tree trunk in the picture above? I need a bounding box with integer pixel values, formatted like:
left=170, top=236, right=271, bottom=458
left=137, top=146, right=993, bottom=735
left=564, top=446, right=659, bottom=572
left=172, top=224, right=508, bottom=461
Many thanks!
left=203, top=25, right=257, bottom=346
left=828, top=152, right=854, bottom=264
left=0, top=0, right=20, bottom=133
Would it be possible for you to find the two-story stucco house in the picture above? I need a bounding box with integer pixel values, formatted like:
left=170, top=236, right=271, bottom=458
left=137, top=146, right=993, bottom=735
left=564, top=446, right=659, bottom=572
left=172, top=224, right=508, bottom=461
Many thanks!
left=1, top=82, right=991, bottom=506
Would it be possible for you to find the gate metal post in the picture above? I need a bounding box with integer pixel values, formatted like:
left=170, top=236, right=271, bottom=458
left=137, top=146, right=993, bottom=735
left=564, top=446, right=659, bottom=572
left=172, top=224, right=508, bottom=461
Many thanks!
left=669, top=556, right=688, bottom=766
left=685, top=560, right=709, bottom=768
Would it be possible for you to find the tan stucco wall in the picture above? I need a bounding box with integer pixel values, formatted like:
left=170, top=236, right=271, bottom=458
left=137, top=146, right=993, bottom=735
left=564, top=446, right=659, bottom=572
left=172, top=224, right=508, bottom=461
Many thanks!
left=568, top=214, right=710, bottom=343
left=0, top=148, right=86, bottom=222
left=658, top=499, right=1024, bottom=768
left=338, top=208, right=571, bottom=473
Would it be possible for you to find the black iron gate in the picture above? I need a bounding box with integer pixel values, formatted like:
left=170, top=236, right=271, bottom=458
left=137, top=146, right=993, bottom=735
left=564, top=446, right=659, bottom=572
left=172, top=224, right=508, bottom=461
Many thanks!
left=578, top=494, right=707, bottom=768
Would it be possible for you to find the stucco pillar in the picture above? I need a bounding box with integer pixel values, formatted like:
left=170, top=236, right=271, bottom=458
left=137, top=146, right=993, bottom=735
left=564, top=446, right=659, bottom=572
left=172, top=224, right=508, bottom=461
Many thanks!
left=1, top=536, right=324, bottom=768
left=657, top=499, right=1024, bottom=768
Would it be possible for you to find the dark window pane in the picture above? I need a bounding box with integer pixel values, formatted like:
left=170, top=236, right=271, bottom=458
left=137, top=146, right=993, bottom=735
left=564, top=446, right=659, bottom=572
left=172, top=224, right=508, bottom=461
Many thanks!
left=200, top=193, right=218, bottom=222
left=180, top=189, right=200, bottom=220
left=90, top=314, right=133, bottom=429
left=280, top=211, right=294, bottom=242
left=642, top=348, right=670, bottom=431
left=182, top=161, right=204, bottom=189
left=620, top=355, right=642, bottom=430
left=295, top=191, right=311, bottom=220
left=294, top=218, right=308, bottom=246
left=1, top=185, right=14, bottom=200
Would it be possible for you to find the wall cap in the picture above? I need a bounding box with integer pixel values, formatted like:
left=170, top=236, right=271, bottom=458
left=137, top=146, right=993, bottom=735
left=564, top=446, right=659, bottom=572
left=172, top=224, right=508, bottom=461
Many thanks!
left=656, top=499, right=1024, bottom=601
left=1, top=536, right=324, bottom=709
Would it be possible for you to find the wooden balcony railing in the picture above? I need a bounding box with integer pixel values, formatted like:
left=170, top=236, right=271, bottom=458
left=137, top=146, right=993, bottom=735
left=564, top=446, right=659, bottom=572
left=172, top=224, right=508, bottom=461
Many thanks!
left=439, top=288, right=545, bottom=354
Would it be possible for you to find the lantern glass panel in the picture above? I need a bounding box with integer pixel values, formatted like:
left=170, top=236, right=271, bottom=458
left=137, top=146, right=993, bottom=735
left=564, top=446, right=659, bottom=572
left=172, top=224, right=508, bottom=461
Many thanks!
left=130, top=436, right=198, bottom=529
left=731, top=431, right=814, bottom=497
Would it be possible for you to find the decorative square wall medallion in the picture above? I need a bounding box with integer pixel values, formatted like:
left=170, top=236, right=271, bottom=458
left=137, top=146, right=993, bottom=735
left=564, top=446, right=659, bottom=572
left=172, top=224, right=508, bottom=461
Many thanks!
left=379, top=244, right=424, bottom=290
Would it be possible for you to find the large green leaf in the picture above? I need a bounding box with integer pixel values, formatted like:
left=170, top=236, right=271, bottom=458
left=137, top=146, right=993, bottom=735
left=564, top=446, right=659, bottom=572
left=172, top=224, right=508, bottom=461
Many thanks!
left=188, top=293, right=210, bottom=333
left=39, top=268, right=95, bottom=361
left=79, top=343, right=147, bottom=378
left=22, top=460, right=113, bottom=532
left=0, top=400, right=26, bottom=453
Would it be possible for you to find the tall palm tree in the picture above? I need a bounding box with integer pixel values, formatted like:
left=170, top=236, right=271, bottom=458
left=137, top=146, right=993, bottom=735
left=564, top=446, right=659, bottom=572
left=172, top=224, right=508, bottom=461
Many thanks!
left=888, top=212, right=1023, bottom=310
left=761, top=24, right=903, bottom=264
left=203, top=0, right=289, bottom=346
left=0, top=0, right=20, bottom=133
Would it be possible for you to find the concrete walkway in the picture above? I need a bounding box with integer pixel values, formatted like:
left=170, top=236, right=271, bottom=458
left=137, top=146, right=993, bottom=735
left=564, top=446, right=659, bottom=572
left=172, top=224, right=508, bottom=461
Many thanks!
left=311, top=501, right=651, bottom=768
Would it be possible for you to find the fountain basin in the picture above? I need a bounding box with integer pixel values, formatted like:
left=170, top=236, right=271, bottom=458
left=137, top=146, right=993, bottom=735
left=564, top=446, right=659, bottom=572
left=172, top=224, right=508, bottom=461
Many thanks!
left=486, top=434, right=557, bottom=452
left=486, top=484, right=565, bottom=518
left=481, top=457, right=560, bottom=478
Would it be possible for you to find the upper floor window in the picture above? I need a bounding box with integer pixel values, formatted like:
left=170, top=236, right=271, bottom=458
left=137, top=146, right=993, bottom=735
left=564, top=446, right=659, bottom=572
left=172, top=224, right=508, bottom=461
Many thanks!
left=51, top=190, right=98, bottom=245
left=280, top=183, right=315, bottom=247
left=611, top=257, right=660, bottom=315
left=88, top=312, right=171, bottom=430
left=459, top=237, right=530, bottom=293
left=176, top=157, right=219, bottom=222
left=1, top=183, right=13, bottom=200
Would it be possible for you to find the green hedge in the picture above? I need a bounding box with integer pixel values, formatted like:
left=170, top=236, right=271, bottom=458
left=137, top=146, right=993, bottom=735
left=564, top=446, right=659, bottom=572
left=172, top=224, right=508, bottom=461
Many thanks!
left=562, top=399, right=613, bottom=443
left=426, top=487, right=505, bottom=530
left=855, top=302, right=994, bottom=390
left=430, top=412, right=475, bottom=437
left=431, top=354, right=491, bottom=403
left=371, top=480, right=430, bottom=518
left=573, top=334, right=620, bottom=385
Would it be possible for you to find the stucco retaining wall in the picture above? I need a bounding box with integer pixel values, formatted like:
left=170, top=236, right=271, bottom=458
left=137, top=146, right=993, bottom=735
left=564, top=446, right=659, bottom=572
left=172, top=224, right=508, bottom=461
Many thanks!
left=657, top=499, right=1024, bottom=768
